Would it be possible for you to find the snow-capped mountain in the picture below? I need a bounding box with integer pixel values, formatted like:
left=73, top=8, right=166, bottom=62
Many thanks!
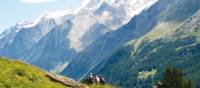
left=0, top=0, right=158, bottom=75
left=22, top=20, right=75, bottom=71
left=0, top=14, right=57, bottom=58
left=62, top=0, right=200, bottom=80
left=67, top=0, right=159, bottom=51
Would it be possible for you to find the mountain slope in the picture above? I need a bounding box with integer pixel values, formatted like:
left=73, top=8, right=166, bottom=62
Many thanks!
left=0, top=17, right=57, bottom=59
left=0, top=57, right=78, bottom=88
left=96, top=4, right=200, bottom=88
left=6, top=0, right=158, bottom=73
left=61, top=0, right=200, bottom=81
left=21, top=20, right=75, bottom=72
left=0, top=57, right=115, bottom=88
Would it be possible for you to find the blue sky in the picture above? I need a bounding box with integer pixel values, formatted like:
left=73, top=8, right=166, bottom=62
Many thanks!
left=0, top=0, right=83, bottom=33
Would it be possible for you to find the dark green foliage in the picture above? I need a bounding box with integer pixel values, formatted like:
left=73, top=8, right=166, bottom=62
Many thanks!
left=156, top=67, right=193, bottom=88
left=98, top=36, right=200, bottom=88
left=14, top=68, right=26, bottom=76
left=28, top=73, right=39, bottom=82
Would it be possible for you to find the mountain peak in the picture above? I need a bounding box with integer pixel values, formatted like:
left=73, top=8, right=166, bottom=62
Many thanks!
left=33, top=11, right=66, bottom=25
left=77, top=0, right=115, bottom=12
left=15, top=20, right=35, bottom=29
left=16, top=20, right=32, bottom=26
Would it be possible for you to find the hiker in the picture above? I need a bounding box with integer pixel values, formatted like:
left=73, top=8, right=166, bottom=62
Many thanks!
left=99, top=75, right=106, bottom=85
left=95, top=75, right=100, bottom=84
left=87, top=73, right=94, bottom=84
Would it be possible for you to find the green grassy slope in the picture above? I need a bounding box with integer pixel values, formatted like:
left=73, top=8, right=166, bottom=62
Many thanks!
left=0, top=57, right=67, bottom=88
left=0, top=57, right=116, bottom=88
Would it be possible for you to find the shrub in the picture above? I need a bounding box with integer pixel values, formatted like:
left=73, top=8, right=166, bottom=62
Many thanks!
left=28, top=73, right=39, bottom=82
left=14, top=68, right=26, bottom=76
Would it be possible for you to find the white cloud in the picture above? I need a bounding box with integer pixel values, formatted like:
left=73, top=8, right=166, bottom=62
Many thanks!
left=20, top=0, right=56, bottom=3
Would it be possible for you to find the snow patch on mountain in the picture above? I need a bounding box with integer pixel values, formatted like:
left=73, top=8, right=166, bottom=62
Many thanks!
left=67, top=0, right=159, bottom=52
left=35, top=11, right=71, bottom=24
left=16, top=20, right=33, bottom=26
left=13, top=10, right=72, bottom=29
left=112, top=0, right=159, bottom=20
left=67, top=13, right=99, bottom=51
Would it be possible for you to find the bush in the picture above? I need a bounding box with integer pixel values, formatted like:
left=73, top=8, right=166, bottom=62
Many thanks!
left=14, top=68, right=26, bottom=76
left=28, top=73, right=39, bottom=82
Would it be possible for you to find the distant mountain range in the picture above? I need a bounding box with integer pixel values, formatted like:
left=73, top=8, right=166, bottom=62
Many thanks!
left=0, top=0, right=157, bottom=72
left=0, top=0, right=200, bottom=88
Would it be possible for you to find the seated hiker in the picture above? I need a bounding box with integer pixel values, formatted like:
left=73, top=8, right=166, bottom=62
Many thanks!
left=87, top=73, right=94, bottom=84
left=99, top=75, right=106, bottom=85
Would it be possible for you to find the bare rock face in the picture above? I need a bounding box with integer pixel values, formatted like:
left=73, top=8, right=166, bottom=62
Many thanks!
left=46, top=73, right=85, bottom=88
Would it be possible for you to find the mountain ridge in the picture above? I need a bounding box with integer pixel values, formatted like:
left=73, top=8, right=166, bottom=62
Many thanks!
left=0, top=0, right=159, bottom=74
left=61, top=0, right=200, bottom=81
left=95, top=1, right=200, bottom=87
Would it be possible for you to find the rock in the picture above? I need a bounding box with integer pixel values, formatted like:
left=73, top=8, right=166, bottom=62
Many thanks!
left=46, top=73, right=85, bottom=88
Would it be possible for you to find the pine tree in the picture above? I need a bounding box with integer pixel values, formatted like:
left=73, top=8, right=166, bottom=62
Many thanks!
left=156, top=67, right=193, bottom=88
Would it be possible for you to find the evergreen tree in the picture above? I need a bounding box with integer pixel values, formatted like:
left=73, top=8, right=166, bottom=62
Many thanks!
left=156, top=67, right=193, bottom=88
